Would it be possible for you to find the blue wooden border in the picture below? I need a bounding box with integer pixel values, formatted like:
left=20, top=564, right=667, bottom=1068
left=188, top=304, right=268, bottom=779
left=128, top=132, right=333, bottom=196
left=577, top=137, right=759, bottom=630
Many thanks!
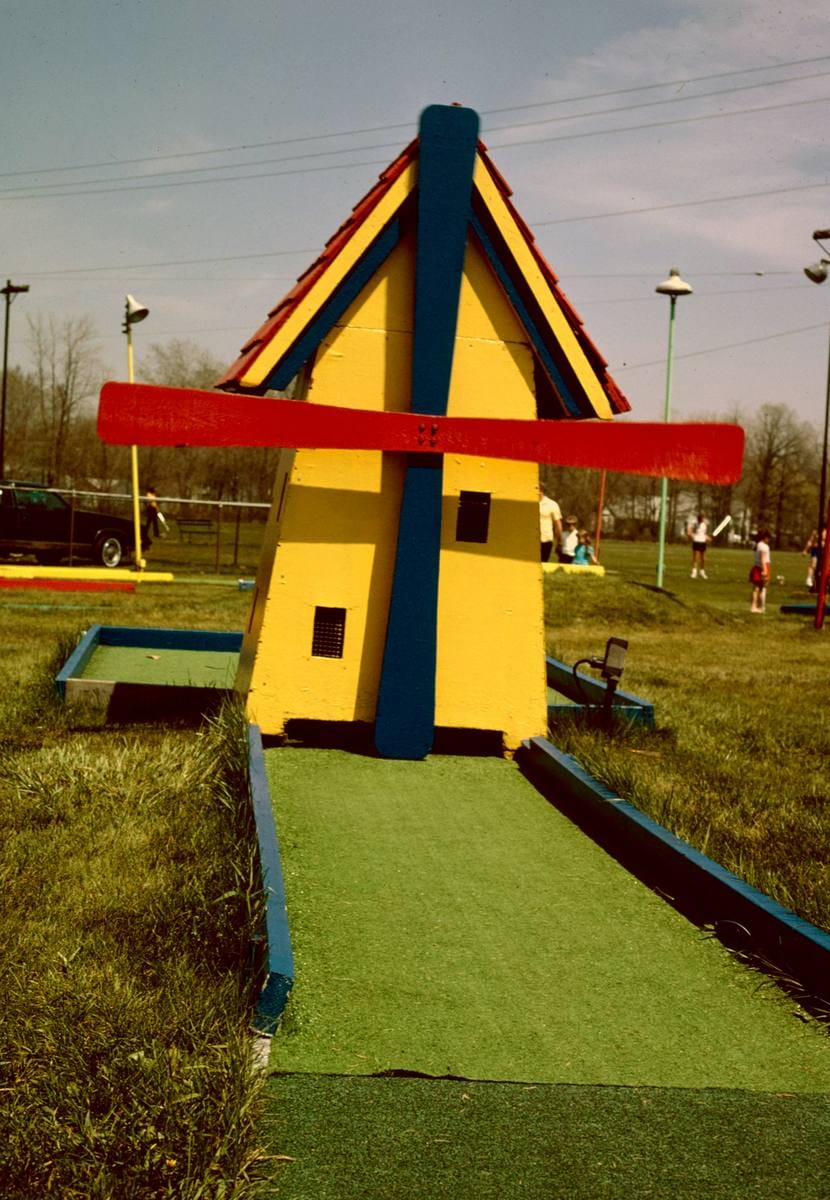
left=780, top=603, right=830, bottom=615
left=55, top=624, right=103, bottom=697
left=547, top=702, right=652, bottom=729
left=56, top=626, right=244, bottom=698
left=518, top=735, right=830, bottom=1002
left=264, top=216, right=403, bottom=392
left=247, top=724, right=295, bottom=1034
left=96, top=626, right=243, bottom=652
left=546, top=655, right=655, bottom=727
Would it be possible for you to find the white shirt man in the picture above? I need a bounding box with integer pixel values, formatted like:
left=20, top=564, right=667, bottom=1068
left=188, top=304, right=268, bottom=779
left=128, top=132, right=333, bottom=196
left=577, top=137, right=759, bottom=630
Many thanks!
left=539, top=489, right=562, bottom=562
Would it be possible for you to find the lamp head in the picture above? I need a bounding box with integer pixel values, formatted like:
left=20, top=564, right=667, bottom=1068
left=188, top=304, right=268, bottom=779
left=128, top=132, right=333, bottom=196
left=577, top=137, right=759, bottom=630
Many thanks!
left=804, top=259, right=829, bottom=285
left=655, top=267, right=693, bottom=297
left=124, top=294, right=150, bottom=326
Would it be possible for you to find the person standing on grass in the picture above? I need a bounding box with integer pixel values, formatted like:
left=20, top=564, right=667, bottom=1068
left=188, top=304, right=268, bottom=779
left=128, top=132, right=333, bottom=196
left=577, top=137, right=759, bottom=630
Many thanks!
left=143, top=486, right=162, bottom=543
left=803, top=528, right=824, bottom=590
left=750, top=528, right=771, bottom=613
left=539, top=485, right=562, bottom=563
left=687, top=511, right=710, bottom=578
left=559, top=515, right=579, bottom=563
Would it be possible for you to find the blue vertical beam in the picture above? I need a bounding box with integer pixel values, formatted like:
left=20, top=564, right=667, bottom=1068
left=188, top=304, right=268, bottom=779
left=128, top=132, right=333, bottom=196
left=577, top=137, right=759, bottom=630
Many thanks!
left=374, top=105, right=479, bottom=759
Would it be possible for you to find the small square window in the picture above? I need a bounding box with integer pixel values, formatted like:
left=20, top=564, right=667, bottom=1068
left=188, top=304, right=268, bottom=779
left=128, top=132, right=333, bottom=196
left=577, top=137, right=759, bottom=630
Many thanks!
left=455, top=490, right=491, bottom=544
left=312, top=606, right=346, bottom=658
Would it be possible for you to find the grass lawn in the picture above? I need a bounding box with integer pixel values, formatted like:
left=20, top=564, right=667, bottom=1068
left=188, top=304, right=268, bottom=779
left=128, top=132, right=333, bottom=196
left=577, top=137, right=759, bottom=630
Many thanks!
left=544, top=541, right=829, bottom=935
left=0, top=540, right=827, bottom=1198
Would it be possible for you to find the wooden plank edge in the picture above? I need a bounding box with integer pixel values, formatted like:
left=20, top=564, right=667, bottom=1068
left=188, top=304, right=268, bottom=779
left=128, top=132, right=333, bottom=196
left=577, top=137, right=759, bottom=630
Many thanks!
left=517, top=735, right=830, bottom=1006
left=247, top=724, right=295, bottom=1034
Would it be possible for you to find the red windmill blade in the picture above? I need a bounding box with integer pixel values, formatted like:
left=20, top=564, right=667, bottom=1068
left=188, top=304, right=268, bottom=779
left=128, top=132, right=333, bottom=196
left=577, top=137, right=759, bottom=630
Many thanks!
left=98, top=383, right=744, bottom=484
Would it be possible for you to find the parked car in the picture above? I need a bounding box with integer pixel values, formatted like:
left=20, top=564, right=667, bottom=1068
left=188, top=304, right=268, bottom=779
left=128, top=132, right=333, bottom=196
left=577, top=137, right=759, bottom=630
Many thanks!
left=0, top=481, right=140, bottom=568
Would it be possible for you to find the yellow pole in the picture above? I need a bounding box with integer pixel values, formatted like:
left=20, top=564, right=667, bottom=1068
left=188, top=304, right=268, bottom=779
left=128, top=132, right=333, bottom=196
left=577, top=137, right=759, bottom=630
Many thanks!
left=126, top=322, right=145, bottom=570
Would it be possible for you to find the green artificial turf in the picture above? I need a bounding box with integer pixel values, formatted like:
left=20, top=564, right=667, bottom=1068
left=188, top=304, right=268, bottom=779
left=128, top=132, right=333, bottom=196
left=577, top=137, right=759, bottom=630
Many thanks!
left=265, top=748, right=830, bottom=1091
left=82, top=643, right=239, bottom=687
left=261, top=1074, right=830, bottom=1200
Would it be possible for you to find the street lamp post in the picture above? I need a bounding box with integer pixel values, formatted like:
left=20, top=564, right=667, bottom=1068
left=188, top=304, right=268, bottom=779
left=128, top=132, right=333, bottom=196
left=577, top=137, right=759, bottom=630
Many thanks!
left=804, top=230, right=830, bottom=630
left=123, top=294, right=149, bottom=571
left=1, top=280, right=30, bottom=479
left=654, top=268, right=693, bottom=589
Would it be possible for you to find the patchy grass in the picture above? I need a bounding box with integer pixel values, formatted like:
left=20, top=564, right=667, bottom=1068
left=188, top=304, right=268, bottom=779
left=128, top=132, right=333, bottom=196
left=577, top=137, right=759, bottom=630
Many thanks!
left=545, top=543, right=830, bottom=933
left=0, top=589, right=266, bottom=1198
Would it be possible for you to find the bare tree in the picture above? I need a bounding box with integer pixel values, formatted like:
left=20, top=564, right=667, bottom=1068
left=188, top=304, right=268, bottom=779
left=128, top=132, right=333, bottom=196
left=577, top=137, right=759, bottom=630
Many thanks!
left=138, top=338, right=279, bottom=502
left=27, top=314, right=104, bottom=485
left=741, top=404, right=817, bottom=545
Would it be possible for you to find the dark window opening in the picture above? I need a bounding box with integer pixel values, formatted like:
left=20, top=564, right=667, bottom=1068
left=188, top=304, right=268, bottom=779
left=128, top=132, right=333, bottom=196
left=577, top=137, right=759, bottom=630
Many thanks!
left=455, top=490, right=491, bottom=544
left=312, top=606, right=346, bottom=658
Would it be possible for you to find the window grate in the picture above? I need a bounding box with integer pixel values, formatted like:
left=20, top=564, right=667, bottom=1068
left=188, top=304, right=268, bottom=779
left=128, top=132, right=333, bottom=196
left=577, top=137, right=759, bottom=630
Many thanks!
left=311, top=606, right=346, bottom=658
left=455, top=490, right=491, bottom=544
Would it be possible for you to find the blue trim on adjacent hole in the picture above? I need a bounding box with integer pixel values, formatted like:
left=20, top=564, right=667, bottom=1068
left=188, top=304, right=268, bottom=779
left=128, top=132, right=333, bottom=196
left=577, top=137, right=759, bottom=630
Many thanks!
left=546, top=655, right=655, bottom=727
left=55, top=624, right=103, bottom=697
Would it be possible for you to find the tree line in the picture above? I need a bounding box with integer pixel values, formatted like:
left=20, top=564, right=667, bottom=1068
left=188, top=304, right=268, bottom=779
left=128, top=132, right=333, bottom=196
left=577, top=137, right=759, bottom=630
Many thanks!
left=3, top=313, right=823, bottom=546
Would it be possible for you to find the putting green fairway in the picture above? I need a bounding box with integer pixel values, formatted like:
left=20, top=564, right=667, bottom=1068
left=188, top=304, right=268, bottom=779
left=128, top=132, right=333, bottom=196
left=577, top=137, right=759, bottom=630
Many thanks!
left=82, top=644, right=238, bottom=687
left=265, top=749, right=830, bottom=1091
left=262, top=1076, right=830, bottom=1200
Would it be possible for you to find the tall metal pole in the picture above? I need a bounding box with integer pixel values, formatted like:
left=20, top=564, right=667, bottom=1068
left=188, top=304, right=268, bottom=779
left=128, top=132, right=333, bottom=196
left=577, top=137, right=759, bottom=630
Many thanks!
left=816, top=323, right=830, bottom=552
left=656, top=293, right=677, bottom=590
left=0, top=280, right=30, bottom=479
left=654, top=268, right=692, bottom=589
left=123, top=295, right=149, bottom=571
left=126, top=321, right=145, bottom=571
left=814, top=329, right=830, bottom=630
left=594, top=468, right=607, bottom=560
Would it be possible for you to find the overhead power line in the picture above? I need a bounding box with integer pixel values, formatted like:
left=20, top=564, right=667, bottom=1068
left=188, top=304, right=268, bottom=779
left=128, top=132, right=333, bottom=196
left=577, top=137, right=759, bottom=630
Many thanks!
left=616, top=322, right=829, bottom=371
left=534, top=179, right=830, bottom=225
left=6, top=69, right=830, bottom=200
left=2, top=53, right=829, bottom=182
left=2, top=91, right=828, bottom=205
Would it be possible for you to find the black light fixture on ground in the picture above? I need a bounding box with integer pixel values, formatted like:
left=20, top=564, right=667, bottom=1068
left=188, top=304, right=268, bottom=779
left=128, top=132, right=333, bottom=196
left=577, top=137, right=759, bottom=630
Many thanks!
left=123, top=294, right=149, bottom=571
left=1, top=280, right=30, bottom=479
left=804, top=229, right=830, bottom=630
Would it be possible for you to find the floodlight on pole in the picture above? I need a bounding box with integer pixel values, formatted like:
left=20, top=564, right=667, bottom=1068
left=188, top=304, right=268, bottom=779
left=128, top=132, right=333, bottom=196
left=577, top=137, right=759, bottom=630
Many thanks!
left=1, top=280, right=30, bottom=479
left=654, top=268, right=693, bottom=589
left=123, top=295, right=149, bottom=571
left=804, top=231, right=830, bottom=629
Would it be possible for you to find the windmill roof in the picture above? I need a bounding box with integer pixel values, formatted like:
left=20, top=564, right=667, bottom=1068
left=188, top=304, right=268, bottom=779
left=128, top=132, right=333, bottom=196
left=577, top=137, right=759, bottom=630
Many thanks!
left=216, top=135, right=630, bottom=419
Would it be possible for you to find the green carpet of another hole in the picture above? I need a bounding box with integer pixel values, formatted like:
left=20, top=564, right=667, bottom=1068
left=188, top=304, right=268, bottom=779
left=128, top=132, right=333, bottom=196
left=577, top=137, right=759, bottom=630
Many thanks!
left=265, top=748, right=830, bottom=1091
left=82, top=644, right=238, bottom=687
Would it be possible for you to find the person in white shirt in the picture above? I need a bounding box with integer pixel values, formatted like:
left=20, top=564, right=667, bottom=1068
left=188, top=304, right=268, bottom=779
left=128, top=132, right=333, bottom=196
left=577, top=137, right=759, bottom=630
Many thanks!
left=687, top=511, right=710, bottom=578
left=750, top=529, right=771, bottom=613
left=559, top=516, right=579, bottom=563
left=539, top=486, right=562, bottom=563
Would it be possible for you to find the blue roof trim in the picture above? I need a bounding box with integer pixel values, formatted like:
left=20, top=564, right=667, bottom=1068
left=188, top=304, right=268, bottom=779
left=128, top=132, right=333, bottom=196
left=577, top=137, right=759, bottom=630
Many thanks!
left=264, top=216, right=403, bottom=393
left=470, top=211, right=583, bottom=418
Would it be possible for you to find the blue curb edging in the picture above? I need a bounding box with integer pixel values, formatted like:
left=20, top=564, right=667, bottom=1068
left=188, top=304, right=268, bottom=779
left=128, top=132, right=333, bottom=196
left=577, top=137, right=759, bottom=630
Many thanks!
left=518, top=735, right=830, bottom=1003
left=247, top=724, right=295, bottom=1034
left=545, top=655, right=655, bottom=728
left=55, top=625, right=244, bottom=697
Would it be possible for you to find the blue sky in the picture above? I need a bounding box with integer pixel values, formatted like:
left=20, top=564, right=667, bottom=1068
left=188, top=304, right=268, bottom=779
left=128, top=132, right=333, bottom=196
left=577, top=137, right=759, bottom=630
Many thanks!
left=3, top=0, right=829, bottom=426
